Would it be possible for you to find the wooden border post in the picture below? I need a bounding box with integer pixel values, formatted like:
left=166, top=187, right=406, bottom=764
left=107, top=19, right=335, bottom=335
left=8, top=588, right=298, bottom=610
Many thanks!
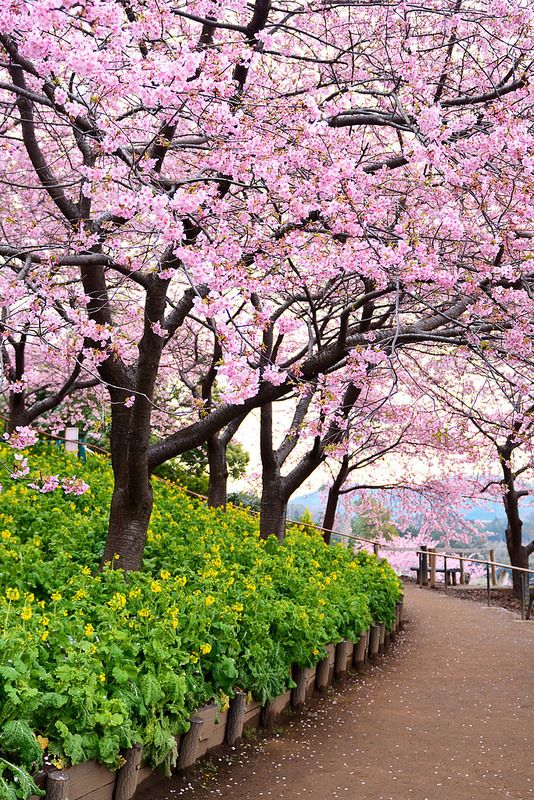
left=378, top=623, right=386, bottom=652
left=114, top=745, right=142, bottom=800
left=368, top=624, right=380, bottom=658
left=373, top=542, right=379, bottom=557
left=291, top=665, right=307, bottom=708
left=459, top=553, right=465, bottom=585
left=489, top=549, right=497, bottom=587
left=353, top=631, right=368, bottom=671
left=226, top=691, right=247, bottom=746
left=177, top=716, right=203, bottom=771
left=47, top=772, right=70, bottom=800
left=316, top=654, right=330, bottom=692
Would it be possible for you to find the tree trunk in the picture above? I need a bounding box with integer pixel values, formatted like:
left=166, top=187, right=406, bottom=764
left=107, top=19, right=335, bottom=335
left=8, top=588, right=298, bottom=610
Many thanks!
left=207, top=435, right=228, bottom=509
left=322, top=485, right=340, bottom=545
left=322, top=456, right=349, bottom=544
left=499, top=439, right=530, bottom=598
left=504, top=486, right=529, bottom=597
left=102, top=483, right=153, bottom=571
left=259, top=475, right=287, bottom=542
left=7, top=338, right=28, bottom=432
left=7, top=393, right=28, bottom=432
left=100, top=402, right=153, bottom=571
left=508, top=540, right=529, bottom=597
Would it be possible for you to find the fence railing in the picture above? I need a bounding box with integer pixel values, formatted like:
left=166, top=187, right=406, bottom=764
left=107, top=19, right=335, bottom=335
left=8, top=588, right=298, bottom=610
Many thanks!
left=411, top=546, right=534, bottom=620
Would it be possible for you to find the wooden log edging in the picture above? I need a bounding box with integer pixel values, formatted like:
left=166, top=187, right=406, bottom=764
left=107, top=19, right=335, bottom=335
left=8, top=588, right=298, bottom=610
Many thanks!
left=176, top=715, right=204, bottom=771
left=226, top=691, right=247, bottom=746
left=37, top=604, right=404, bottom=800
left=114, top=744, right=142, bottom=800
left=47, top=772, right=70, bottom=800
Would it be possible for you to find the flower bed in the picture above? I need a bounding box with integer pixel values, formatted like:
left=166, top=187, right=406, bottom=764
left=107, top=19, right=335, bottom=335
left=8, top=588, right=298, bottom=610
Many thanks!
left=0, top=445, right=403, bottom=799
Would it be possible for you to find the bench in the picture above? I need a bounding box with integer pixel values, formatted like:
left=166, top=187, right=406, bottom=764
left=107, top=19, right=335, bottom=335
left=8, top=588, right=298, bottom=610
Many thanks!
left=410, top=566, right=468, bottom=586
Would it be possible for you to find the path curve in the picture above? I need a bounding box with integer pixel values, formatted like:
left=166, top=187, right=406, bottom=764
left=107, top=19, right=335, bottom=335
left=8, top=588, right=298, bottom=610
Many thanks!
left=139, top=584, right=534, bottom=800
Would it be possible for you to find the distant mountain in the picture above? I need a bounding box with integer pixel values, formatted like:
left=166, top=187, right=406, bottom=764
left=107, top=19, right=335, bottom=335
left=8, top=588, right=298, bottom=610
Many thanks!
left=288, top=486, right=534, bottom=533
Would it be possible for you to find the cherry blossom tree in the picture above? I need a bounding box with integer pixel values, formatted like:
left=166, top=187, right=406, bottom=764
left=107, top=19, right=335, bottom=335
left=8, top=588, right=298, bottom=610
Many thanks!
left=1, top=0, right=533, bottom=569
left=0, top=270, right=99, bottom=432
left=404, top=352, right=534, bottom=594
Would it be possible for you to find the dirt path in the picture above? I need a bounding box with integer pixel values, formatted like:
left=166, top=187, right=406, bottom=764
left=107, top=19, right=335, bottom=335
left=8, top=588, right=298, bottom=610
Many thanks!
left=138, top=585, right=534, bottom=800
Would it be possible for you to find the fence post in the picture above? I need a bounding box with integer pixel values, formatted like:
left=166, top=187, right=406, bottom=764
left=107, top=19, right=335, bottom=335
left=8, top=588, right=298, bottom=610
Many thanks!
left=421, top=546, right=428, bottom=586
left=520, top=573, right=527, bottom=621
left=443, top=555, right=447, bottom=589
left=489, top=549, right=497, bottom=587
left=459, top=553, right=465, bottom=585
left=486, top=564, right=491, bottom=606
left=64, top=426, right=79, bottom=455
left=373, top=542, right=380, bottom=557
left=430, top=549, right=436, bottom=589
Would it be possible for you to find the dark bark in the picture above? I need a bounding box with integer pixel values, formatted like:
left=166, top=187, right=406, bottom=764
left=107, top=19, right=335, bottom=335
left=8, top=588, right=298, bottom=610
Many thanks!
left=207, top=435, right=228, bottom=509
left=100, top=399, right=153, bottom=571
left=498, top=436, right=531, bottom=597
left=258, top=381, right=362, bottom=542
left=8, top=393, right=28, bottom=432
left=259, top=472, right=288, bottom=542
left=259, top=398, right=286, bottom=540
left=322, top=455, right=350, bottom=544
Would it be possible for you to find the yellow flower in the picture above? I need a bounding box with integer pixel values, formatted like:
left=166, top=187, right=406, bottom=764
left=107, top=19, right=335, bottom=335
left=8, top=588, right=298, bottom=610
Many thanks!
left=74, top=589, right=88, bottom=600
left=176, top=576, right=187, bottom=588
left=40, top=616, right=49, bottom=627
left=41, top=630, right=49, bottom=642
left=171, top=618, right=179, bottom=629
left=20, top=606, right=32, bottom=621
left=1, top=530, right=11, bottom=540
left=108, top=592, right=126, bottom=610
left=84, top=623, right=95, bottom=637
left=81, top=566, right=92, bottom=576
left=36, top=735, right=49, bottom=750
left=313, top=648, right=319, bottom=656
left=160, top=570, right=170, bottom=581
left=205, top=595, right=215, bottom=606
left=98, top=673, right=106, bottom=683
left=150, top=581, right=162, bottom=594
left=51, top=592, right=62, bottom=602
left=5, top=587, right=20, bottom=601
left=138, top=608, right=151, bottom=618
left=128, top=588, right=141, bottom=599
left=200, top=643, right=212, bottom=655
left=89, top=644, right=97, bottom=655
left=190, top=653, right=199, bottom=664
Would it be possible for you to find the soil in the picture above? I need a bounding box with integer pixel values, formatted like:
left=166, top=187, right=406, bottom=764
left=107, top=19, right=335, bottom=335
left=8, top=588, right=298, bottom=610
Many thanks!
left=137, top=584, right=534, bottom=800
